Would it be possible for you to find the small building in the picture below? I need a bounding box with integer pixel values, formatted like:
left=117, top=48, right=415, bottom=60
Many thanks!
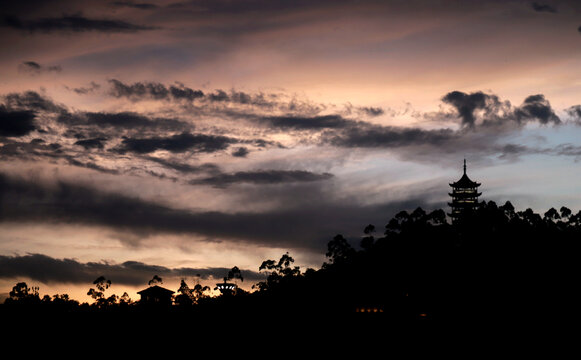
left=448, top=159, right=481, bottom=223
left=137, top=285, right=174, bottom=306
left=215, top=281, right=237, bottom=296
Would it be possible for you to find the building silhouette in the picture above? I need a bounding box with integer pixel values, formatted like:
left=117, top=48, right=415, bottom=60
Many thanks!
left=448, top=159, right=481, bottom=223
left=137, top=285, right=174, bottom=306
left=215, top=280, right=237, bottom=296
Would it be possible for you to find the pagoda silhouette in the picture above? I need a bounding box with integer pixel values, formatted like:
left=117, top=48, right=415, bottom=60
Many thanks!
left=448, top=159, right=481, bottom=223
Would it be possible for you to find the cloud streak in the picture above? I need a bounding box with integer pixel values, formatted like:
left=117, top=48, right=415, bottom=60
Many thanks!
left=0, top=171, right=434, bottom=250
left=114, top=132, right=237, bottom=154
left=0, top=253, right=263, bottom=286
left=3, top=14, right=157, bottom=34
left=190, top=170, right=334, bottom=188
left=18, top=61, right=62, bottom=75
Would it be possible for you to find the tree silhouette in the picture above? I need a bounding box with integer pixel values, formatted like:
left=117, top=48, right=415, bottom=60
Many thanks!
left=87, top=276, right=117, bottom=308
left=1, top=200, right=578, bottom=321
left=148, top=275, right=163, bottom=286
left=226, top=266, right=244, bottom=283
left=325, top=234, right=355, bottom=266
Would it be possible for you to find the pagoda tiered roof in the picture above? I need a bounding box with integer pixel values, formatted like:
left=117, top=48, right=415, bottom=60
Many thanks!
left=449, top=173, right=481, bottom=188
left=449, top=159, right=480, bottom=188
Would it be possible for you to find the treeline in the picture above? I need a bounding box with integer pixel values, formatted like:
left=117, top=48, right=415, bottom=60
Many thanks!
left=2, top=200, right=579, bottom=321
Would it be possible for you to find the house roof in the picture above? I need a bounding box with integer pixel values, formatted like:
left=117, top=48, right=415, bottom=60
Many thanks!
left=137, top=285, right=175, bottom=295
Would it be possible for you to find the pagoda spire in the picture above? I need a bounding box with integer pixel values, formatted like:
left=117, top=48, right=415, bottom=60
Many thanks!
left=448, top=159, right=481, bottom=223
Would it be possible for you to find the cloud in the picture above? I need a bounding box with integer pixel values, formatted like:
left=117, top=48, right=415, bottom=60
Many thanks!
left=111, top=1, right=159, bottom=10
left=107, top=79, right=281, bottom=108
left=357, top=106, right=384, bottom=117
left=74, top=137, right=108, bottom=150
left=144, top=156, right=221, bottom=174
left=531, top=2, right=558, bottom=13
left=442, top=90, right=560, bottom=128
left=0, top=106, right=37, bottom=137
left=566, top=105, right=581, bottom=123
left=0, top=253, right=263, bottom=286
left=2, top=90, right=66, bottom=114
left=441, top=91, right=504, bottom=128
left=190, top=170, right=334, bottom=188
left=321, top=123, right=456, bottom=149
left=514, top=94, right=560, bottom=125
left=3, top=14, right=157, bottom=33
left=114, top=132, right=236, bottom=154
left=108, top=79, right=204, bottom=101
left=65, top=81, right=101, bottom=95
left=18, top=61, right=62, bottom=75
left=0, top=171, right=435, bottom=250
left=58, top=111, right=188, bottom=131
left=65, top=157, right=120, bottom=175
left=231, top=147, right=249, bottom=157
left=259, top=114, right=352, bottom=130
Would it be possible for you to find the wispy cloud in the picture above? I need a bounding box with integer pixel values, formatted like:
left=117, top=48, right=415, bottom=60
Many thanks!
left=0, top=253, right=263, bottom=286
left=3, top=14, right=157, bottom=34
left=18, top=61, right=62, bottom=75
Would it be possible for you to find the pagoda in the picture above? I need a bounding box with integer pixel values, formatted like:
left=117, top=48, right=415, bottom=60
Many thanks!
left=448, top=159, right=481, bottom=223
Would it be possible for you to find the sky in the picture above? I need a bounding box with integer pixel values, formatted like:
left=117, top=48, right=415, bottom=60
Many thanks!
left=1, top=0, right=581, bottom=302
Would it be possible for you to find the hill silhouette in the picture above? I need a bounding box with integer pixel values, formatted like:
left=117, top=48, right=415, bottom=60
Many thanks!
left=2, top=200, right=578, bottom=328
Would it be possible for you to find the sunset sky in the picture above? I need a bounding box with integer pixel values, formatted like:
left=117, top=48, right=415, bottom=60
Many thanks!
left=1, top=0, right=581, bottom=302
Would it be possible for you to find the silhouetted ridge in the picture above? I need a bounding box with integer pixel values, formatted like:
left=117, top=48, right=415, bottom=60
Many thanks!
left=2, top=201, right=578, bottom=324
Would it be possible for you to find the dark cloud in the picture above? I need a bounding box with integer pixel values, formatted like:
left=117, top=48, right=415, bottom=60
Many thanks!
left=115, top=132, right=236, bottom=154
left=74, top=137, right=108, bottom=150
left=107, top=80, right=277, bottom=107
left=231, top=147, right=249, bottom=157
left=65, top=81, right=101, bottom=95
left=111, top=1, right=159, bottom=10
left=65, top=157, right=120, bottom=174
left=0, top=106, right=37, bottom=137
left=321, top=123, right=456, bottom=149
left=208, top=89, right=229, bottom=102
left=442, top=91, right=503, bottom=128
left=18, top=61, right=62, bottom=75
left=566, top=105, right=581, bottom=123
left=108, top=79, right=204, bottom=101
left=531, top=2, right=558, bottom=13
left=190, top=170, right=334, bottom=187
left=358, top=106, right=384, bottom=117
left=144, top=156, right=221, bottom=174
left=58, top=111, right=189, bottom=131
left=3, top=90, right=66, bottom=114
left=442, top=91, right=559, bottom=128
left=514, top=94, right=560, bottom=125
left=0, top=172, right=435, bottom=250
left=0, top=253, right=263, bottom=286
left=169, top=83, right=205, bottom=101
left=261, top=115, right=352, bottom=130
left=3, top=14, right=157, bottom=34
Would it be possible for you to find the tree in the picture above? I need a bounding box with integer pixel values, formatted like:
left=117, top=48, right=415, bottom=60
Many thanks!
left=361, top=224, right=375, bottom=250
left=87, top=276, right=116, bottom=308
left=560, top=206, right=572, bottom=220
left=255, top=253, right=302, bottom=291
left=119, top=292, right=132, bottom=305
left=325, top=234, right=355, bottom=265
left=9, top=282, right=31, bottom=301
left=6, top=282, right=40, bottom=305
left=148, top=275, right=163, bottom=286
left=544, top=207, right=561, bottom=221
left=226, top=266, right=244, bottom=283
